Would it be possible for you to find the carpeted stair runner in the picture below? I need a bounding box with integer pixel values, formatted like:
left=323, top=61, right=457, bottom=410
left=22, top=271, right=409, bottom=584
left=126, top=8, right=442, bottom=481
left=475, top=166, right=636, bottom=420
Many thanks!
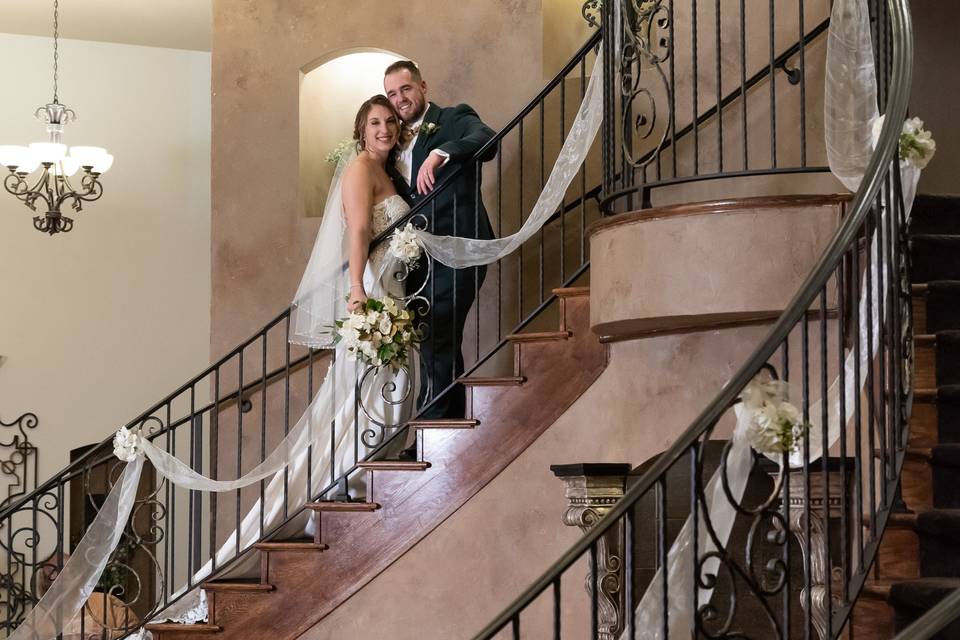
left=888, top=196, right=960, bottom=637
left=925, top=282, right=960, bottom=333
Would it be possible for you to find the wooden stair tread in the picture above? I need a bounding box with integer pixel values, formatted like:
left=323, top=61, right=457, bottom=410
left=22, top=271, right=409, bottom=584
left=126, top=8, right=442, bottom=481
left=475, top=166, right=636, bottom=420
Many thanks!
left=874, top=447, right=932, bottom=460
left=912, top=283, right=929, bottom=295
left=306, top=501, right=381, bottom=512
left=915, top=333, right=936, bottom=345
left=458, top=376, right=526, bottom=387
left=357, top=460, right=431, bottom=471
left=408, top=418, right=479, bottom=429
left=915, top=388, right=937, bottom=403
left=201, top=580, right=274, bottom=592
left=861, top=581, right=894, bottom=600
left=506, top=330, right=572, bottom=343
left=552, top=286, right=590, bottom=298
left=254, top=539, right=329, bottom=551
left=865, top=512, right=918, bottom=529
left=144, top=623, right=222, bottom=633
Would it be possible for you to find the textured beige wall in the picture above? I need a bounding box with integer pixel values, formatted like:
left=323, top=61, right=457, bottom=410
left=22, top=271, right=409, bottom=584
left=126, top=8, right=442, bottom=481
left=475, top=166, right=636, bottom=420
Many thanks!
left=0, top=33, right=211, bottom=482
left=210, top=0, right=545, bottom=358
left=590, top=198, right=844, bottom=335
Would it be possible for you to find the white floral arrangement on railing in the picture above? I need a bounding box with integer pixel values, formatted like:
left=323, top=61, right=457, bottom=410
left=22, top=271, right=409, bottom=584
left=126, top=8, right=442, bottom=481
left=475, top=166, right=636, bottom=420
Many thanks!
left=113, top=426, right=144, bottom=462
left=740, top=376, right=810, bottom=456
left=873, top=115, right=936, bottom=169
left=334, top=296, right=416, bottom=368
left=388, top=222, right=422, bottom=269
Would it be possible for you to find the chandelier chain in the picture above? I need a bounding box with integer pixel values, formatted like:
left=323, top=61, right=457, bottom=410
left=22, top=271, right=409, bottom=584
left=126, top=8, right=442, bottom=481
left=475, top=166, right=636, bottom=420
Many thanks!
left=52, top=0, right=59, bottom=103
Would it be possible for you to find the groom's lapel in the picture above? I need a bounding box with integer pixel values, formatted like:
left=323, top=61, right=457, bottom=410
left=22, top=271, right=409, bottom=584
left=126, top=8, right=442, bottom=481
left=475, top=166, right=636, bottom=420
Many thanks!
left=411, top=103, right=441, bottom=177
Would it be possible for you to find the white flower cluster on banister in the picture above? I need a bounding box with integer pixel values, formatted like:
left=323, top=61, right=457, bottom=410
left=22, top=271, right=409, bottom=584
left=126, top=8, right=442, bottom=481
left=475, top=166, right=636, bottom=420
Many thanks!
left=872, top=115, right=937, bottom=169
left=388, top=222, right=422, bottom=269
left=333, top=296, right=417, bottom=368
left=740, top=376, right=810, bottom=456
left=113, top=426, right=144, bottom=462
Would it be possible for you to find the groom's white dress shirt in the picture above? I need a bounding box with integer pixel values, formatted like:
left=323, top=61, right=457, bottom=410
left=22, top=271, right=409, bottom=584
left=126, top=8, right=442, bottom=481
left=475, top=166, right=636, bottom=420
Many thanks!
left=396, top=104, right=448, bottom=185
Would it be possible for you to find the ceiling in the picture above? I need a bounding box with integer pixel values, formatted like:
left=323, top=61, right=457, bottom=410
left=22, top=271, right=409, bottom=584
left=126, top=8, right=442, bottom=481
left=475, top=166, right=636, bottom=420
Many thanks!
left=0, top=0, right=211, bottom=52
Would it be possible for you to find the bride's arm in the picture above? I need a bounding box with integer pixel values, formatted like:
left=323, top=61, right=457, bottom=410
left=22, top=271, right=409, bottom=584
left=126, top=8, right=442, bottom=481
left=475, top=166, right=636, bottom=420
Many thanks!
left=342, top=163, right=373, bottom=312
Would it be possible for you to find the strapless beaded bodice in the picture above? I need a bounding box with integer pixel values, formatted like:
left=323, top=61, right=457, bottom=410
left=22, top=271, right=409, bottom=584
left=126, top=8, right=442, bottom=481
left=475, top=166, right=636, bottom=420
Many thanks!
left=369, top=194, right=411, bottom=268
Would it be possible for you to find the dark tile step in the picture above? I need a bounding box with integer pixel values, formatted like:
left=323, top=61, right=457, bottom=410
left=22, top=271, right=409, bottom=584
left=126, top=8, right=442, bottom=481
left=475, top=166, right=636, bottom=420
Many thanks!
left=925, top=281, right=960, bottom=333
left=910, top=196, right=960, bottom=235
left=912, top=235, right=960, bottom=283
left=918, top=510, right=960, bottom=578
left=889, top=578, right=960, bottom=637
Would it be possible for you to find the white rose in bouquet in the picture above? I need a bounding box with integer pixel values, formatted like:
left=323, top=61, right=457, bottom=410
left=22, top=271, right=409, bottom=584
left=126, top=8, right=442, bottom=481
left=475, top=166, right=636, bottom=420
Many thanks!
left=333, top=296, right=419, bottom=368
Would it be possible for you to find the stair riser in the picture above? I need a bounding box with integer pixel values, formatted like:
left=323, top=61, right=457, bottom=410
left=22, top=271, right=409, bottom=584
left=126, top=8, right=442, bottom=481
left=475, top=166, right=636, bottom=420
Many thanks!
left=902, top=457, right=935, bottom=512
left=877, top=528, right=921, bottom=580
left=851, top=597, right=896, bottom=639
left=936, top=339, right=960, bottom=386
left=912, top=240, right=960, bottom=283
left=933, top=464, right=960, bottom=509
left=910, top=404, right=939, bottom=448
left=927, top=289, right=960, bottom=333
left=918, top=341, right=937, bottom=388
left=910, top=198, right=960, bottom=235
left=919, top=531, right=960, bottom=578
left=937, top=400, right=960, bottom=444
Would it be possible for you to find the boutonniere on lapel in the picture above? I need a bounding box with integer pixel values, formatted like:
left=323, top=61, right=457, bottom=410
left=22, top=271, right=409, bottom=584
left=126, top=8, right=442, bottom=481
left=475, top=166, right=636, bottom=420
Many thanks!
left=419, top=122, right=440, bottom=137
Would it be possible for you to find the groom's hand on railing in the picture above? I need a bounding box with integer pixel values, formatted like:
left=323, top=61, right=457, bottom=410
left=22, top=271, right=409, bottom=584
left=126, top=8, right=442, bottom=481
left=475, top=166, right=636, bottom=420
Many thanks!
left=416, top=151, right=447, bottom=195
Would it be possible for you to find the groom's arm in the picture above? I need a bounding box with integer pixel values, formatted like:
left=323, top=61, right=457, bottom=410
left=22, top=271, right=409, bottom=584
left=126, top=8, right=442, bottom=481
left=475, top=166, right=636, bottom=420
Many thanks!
left=437, top=104, right=496, bottom=163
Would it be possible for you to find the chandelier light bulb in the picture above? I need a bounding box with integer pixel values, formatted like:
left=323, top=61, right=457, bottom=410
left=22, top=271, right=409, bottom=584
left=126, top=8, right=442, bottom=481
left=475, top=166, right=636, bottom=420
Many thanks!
left=92, top=153, right=114, bottom=174
left=0, top=145, right=30, bottom=169
left=15, top=156, right=41, bottom=175
left=69, top=146, right=108, bottom=168
left=29, top=142, right=67, bottom=164
left=50, top=156, right=81, bottom=177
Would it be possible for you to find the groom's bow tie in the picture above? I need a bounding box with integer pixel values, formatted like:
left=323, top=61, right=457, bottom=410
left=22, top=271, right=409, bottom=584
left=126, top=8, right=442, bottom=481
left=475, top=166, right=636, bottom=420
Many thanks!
left=401, top=125, right=420, bottom=145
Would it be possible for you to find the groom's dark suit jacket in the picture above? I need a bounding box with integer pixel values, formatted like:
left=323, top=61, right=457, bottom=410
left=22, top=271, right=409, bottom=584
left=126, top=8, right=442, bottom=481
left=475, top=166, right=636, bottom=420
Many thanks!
left=388, top=102, right=496, bottom=419
left=388, top=102, right=496, bottom=240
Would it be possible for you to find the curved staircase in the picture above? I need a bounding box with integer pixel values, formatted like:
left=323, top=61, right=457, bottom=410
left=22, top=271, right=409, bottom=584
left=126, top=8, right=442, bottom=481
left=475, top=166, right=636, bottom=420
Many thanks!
left=145, top=287, right=606, bottom=639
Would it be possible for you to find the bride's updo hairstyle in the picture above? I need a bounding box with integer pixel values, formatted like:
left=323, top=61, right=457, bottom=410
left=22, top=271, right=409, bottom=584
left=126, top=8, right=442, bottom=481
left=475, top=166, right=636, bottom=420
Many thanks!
left=353, top=95, right=402, bottom=156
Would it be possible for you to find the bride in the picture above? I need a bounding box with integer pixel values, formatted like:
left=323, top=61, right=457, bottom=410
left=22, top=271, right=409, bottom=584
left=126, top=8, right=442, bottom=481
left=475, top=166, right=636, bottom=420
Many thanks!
left=149, top=95, right=417, bottom=627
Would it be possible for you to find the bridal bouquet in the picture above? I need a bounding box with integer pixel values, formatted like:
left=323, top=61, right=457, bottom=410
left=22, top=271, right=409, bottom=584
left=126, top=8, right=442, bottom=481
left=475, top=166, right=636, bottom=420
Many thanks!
left=389, top=222, right=422, bottom=269
left=740, top=376, right=809, bottom=456
left=334, top=296, right=416, bottom=368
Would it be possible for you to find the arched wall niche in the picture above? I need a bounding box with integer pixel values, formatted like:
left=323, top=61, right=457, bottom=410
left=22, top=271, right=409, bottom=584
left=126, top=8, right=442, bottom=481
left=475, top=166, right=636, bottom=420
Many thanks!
left=299, top=48, right=406, bottom=218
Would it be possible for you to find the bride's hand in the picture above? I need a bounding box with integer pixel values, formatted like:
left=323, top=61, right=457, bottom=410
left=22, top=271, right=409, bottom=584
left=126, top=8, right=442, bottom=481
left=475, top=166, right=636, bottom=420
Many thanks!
left=348, top=287, right=368, bottom=313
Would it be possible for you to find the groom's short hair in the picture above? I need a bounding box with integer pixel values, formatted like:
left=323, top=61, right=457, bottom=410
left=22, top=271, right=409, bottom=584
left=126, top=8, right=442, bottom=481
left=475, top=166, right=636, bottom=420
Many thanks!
left=385, top=60, right=422, bottom=82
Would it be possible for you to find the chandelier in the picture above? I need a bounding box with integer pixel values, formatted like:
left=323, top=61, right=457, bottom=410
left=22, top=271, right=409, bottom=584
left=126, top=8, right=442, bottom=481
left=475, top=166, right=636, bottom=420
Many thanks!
left=0, top=0, right=113, bottom=235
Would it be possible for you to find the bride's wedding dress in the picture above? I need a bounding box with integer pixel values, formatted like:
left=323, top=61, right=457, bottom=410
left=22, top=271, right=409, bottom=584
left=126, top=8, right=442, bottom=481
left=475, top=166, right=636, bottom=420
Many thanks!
left=148, top=193, right=414, bottom=628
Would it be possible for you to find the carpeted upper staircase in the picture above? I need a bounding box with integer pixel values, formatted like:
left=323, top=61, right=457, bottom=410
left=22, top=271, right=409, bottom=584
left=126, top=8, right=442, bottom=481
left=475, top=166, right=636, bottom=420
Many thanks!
left=861, top=195, right=960, bottom=639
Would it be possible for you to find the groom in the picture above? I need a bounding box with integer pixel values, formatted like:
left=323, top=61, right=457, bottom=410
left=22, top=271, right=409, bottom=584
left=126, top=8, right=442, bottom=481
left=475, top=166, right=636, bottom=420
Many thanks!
left=384, top=60, right=496, bottom=421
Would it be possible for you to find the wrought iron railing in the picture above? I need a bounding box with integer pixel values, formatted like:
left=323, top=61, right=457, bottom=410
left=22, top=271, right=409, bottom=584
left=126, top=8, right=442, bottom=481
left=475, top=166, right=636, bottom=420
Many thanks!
left=475, top=0, right=913, bottom=638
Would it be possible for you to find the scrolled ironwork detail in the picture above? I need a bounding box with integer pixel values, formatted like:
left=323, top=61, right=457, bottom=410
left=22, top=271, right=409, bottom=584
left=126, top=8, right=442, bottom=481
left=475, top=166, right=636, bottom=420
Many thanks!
left=582, top=0, right=603, bottom=29
left=618, top=0, right=673, bottom=169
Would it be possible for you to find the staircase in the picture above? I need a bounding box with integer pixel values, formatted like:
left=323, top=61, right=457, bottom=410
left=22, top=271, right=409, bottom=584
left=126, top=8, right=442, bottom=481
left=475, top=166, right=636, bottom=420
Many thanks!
left=145, top=288, right=606, bottom=639
left=854, top=196, right=960, bottom=639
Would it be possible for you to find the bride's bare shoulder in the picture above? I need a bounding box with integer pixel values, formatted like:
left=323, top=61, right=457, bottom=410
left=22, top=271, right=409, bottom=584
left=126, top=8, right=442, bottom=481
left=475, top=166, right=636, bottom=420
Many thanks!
left=343, top=154, right=376, bottom=182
